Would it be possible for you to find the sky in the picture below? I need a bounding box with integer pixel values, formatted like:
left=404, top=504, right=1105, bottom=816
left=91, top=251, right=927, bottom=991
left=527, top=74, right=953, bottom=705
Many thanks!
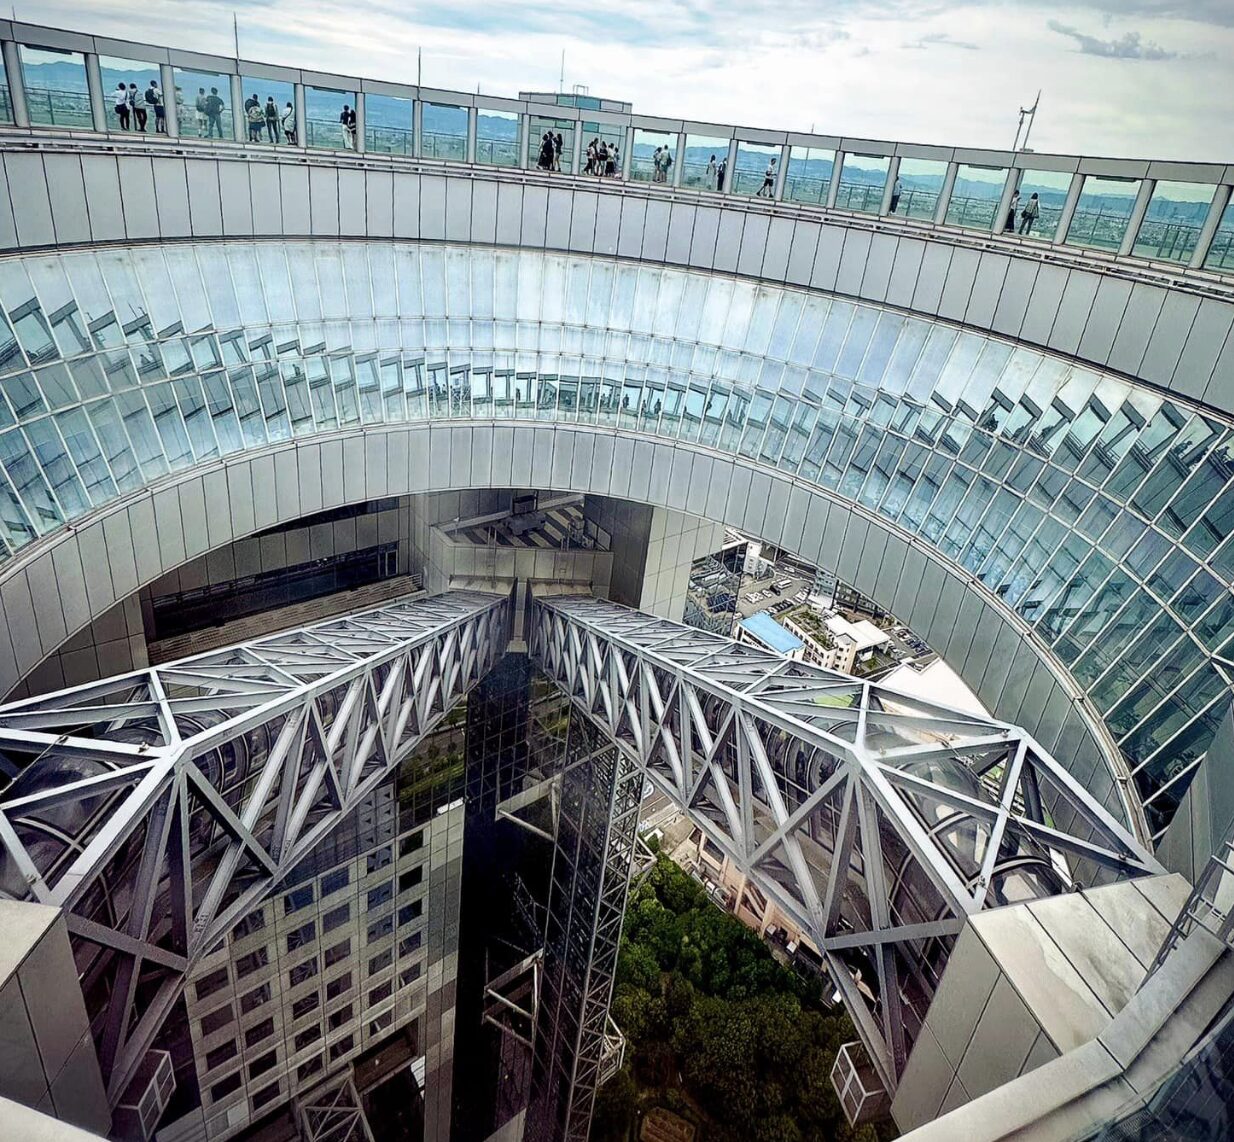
left=26, top=0, right=1234, bottom=161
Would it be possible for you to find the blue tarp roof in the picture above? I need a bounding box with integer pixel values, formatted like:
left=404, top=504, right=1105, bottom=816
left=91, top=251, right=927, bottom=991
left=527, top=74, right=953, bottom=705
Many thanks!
left=738, top=611, right=804, bottom=655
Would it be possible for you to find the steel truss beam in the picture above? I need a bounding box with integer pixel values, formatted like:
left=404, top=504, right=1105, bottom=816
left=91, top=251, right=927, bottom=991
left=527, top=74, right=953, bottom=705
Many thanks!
left=0, top=591, right=509, bottom=1106
left=529, top=595, right=1162, bottom=1092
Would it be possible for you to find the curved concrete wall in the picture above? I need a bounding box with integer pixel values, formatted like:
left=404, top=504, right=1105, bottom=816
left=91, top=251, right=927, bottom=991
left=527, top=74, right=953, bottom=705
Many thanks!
left=0, top=421, right=1124, bottom=842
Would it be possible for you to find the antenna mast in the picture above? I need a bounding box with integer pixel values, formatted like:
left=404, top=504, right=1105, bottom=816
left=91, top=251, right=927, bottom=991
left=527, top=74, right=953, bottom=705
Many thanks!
left=1013, top=90, right=1041, bottom=151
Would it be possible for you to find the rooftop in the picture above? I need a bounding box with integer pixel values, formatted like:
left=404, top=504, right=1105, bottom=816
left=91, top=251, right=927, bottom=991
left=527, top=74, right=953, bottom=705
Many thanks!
left=739, top=611, right=804, bottom=656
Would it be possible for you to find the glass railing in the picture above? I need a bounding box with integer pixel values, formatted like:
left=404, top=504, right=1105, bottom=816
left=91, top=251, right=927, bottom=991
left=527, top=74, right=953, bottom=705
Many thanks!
left=22, top=85, right=91, bottom=129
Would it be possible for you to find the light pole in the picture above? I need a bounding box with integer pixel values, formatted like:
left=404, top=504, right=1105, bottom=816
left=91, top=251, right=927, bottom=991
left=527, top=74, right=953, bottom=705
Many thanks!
left=1012, top=90, right=1041, bottom=151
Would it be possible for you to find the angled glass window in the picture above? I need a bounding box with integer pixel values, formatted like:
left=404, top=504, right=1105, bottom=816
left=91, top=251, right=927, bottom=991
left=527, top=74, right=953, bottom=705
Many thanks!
left=785, top=146, right=835, bottom=206
left=240, top=76, right=294, bottom=147
left=1133, top=181, right=1217, bottom=264
left=892, top=158, right=948, bottom=220
left=477, top=108, right=521, bottom=167
left=681, top=134, right=728, bottom=191
left=945, top=164, right=1010, bottom=229
left=421, top=102, right=467, bottom=161
left=175, top=68, right=231, bottom=141
left=732, top=140, right=780, bottom=198
left=1206, top=196, right=1234, bottom=273
left=1066, top=175, right=1142, bottom=252
left=579, top=121, right=623, bottom=177
left=835, top=154, right=889, bottom=214
left=0, top=53, right=9, bottom=123
left=1013, top=168, right=1072, bottom=240
left=99, top=56, right=162, bottom=136
left=19, top=46, right=92, bottom=129
left=630, top=129, right=675, bottom=184
left=529, top=116, right=573, bottom=172
left=364, top=93, right=413, bottom=155
left=306, top=85, right=358, bottom=151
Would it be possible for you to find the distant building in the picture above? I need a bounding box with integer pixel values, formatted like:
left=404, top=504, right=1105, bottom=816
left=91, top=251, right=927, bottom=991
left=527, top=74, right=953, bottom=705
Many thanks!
left=736, top=611, right=805, bottom=659
left=782, top=609, right=890, bottom=675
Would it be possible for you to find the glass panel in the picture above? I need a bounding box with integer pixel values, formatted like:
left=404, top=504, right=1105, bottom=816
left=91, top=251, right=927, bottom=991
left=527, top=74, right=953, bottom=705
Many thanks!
left=364, top=94, right=412, bottom=155
left=1204, top=197, right=1234, bottom=272
left=477, top=108, right=520, bottom=167
left=732, top=140, right=779, bottom=198
left=681, top=134, right=728, bottom=191
left=529, top=117, right=571, bottom=172
left=240, top=77, right=294, bottom=147
left=421, top=102, right=467, bottom=161
left=784, top=145, right=834, bottom=206
left=835, top=154, right=889, bottom=214
left=1012, top=169, right=1071, bottom=239
left=306, top=86, right=357, bottom=151
left=175, top=68, right=231, bottom=140
left=99, top=56, right=162, bottom=135
left=1133, top=181, right=1215, bottom=264
left=19, top=46, right=92, bottom=129
left=945, top=164, right=1009, bottom=229
left=893, top=157, right=947, bottom=220
left=0, top=53, right=9, bottom=123
left=630, top=129, right=675, bottom=184
left=580, top=122, right=622, bottom=177
left=1066, top=175, right=1141, bottom=251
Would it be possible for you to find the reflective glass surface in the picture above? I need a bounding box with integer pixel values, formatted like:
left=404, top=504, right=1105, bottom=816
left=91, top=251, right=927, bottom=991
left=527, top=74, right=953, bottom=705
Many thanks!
left=732, top=140, right=779, bottom=198
left=529, top=117, right=572, bottom=172
left=174, top=68, right=231, bottom=140
left=1205, top=197, right=1234, bottom=273
left=893, top=158, right=947, bottom=220
left=631, top=129, right=674, bottom=183
left=240, top=77, right=294, bottom=147
left=364, top=94, right=413, bottom=155
left=421, top=102, right=466, bottom=161
left=836, top=154, right=889, bottom=213
left=100, top=56, right=163, bottom=136
left=1068, top=175, right=1142, bottom=252
left=0, top=240, right=1228, bottom=837
left=785, top=146, right=834, bottom=206
left=681, top=135, right=728, bottom=191
left=477, top=108, right=520, bottom=167
left=945, top=164, right=1009, bottom=229
left=19, top=45, right=91, bottom=129
left=305, top=86, right=357, bottom=151
left=0, top=54, right=9, bottom=122
left=579, top=121, right=622, bottom=177
left=1133, top=181, right=1216, bottom=264
left=1015, top=168, right=1072, bottom=240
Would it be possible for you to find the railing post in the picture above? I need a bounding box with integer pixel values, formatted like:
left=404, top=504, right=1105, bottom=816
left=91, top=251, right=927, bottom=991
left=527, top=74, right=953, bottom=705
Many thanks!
left=84, top=51, right=107, bottom=132
left=4, top=40, right=29, bottom=128
left=1189, top=184, right=1231, bottom=270
left=413, top=98, right=422, bottom=157
left=230, top=73, right=245, bottom=142
left=161, top=63, right=179, bottom=138
left=1054, top=173, right=1084, bottom=243
left=1119, top=178, right=1155, bottom=257
left=933, top=161, right=958, bottom=224
left=354, top=90, right=366, bottom=154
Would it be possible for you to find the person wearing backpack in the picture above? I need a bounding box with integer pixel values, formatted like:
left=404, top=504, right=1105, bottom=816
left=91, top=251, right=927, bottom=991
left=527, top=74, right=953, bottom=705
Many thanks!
left=264, top=97, right=279, bottom=144
left=129, top=84, right=146, bottom=132
left=1019, top=192, right=1040, bottom=235
left=247, top=99, right=265, bottom=143
left=145, top=80, right=165, bottom=134
left=281, top=102, right=297, bottom=145
left=194, top=87, right=208, bottom=136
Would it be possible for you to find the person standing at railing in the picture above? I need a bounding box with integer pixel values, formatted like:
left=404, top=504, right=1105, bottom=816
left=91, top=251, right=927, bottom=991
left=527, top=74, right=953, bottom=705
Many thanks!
left=758, top=157, right=777, bottom=198
left=717, top=156, right=727, bottom=192
left=195, top=88, right=208, bottom=137
left=146, top=81, right=166, bottom=134
left=282, top=102, right=296, bottom=145
left=129, top=85, right=146, bottom=132
left=247, top=98, right=265, bottom=143
left=608, top=141, right=619, bottom=177
left=1005, top=189, right=1020, bottom=232
left=265, top=97, right=280, bottom=144
left=706, top=154, right=717, bottom=191
left=553, top=132, right=563, bottom=171
left=1019, top=192, right=1039, bottom=235
left=114, top=83, right=130, bottom=130
left=205, top=88, right=225, bottom=138
left=888, top=174, right=902, bottom=213
left=340, top=105, right=357, bottom=149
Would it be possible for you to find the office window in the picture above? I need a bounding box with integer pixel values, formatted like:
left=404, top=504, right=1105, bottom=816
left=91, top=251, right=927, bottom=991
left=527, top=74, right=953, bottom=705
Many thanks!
left=421, top=102, right=467, bottom=161
left=248, top=1050, right=277, bottom=1079
left=210, top=1073, right=242, bottom=1103
left=399, top=963, right=422, bottom=988
left=398, top=867, right=423, bottom=893
left=324, top=938, right=351, bottom=968
left=367, top=881, right=393, bottom=910
left=328, top=1004, right=353, bottom=1031
left=370, top=1010, right=394, bottom=1035
left=205, top=1041, right=237, bottom=1071
left=329, top=1035, right=354, bottom=1063
left=286, top=921, right=316, bottom=953
left=369, top=948, right=393, bottom=975
left=398, top=831, right=423, bottom=857
left=945, top=164, right=1010, bottom=229
left=1133, top=181, right=1216, bottom=264
left=322, top=903, right=350, bottom=933
left=292, top=992, right=320, bottom=1020
left=364, top=93, right=413, bottom=155
left=399, top=932, right=422, bottom=958
left=367, top=913, right=394, bottom=943
left=835, top=154, right=890, bottom=214
left=235, top=947, right=270, bottom=979
left=681, top=133, right=729, bottom=190
left=892, top=157, right=948, bottom=220
left=289, top=957, right=319, bottom=988
left=19, top=46, right=92, bottom=130
left=1067, top=175, right=1142, bottom=252
left=476, top=107, right=521, bottom=167
left=326, top=972, right=353, bottom=1001
left=367, top=846, right=393, bottom=873
left=283, top=884, right=314, bottom=915
left=252, top=1082, right=280, bottom=1111
left=244, top=1018, right=275, bottom=1049
left=320, top=867, right=350, bottom=896
left=1012, top=168, right=1072, bottom=240
left=240, top=983, right=271, bottom=1015
left=398, top=900, right=423, bottom=925
left=195, top=966, right=229, bottom=1002
left=200, top=1005, right=234, bottom=1037
left=232, top=909, right=266, bottom=940
left=298, top=1056, right=324, bottom=1083
left=369, top=981, right=393, bottom=1005
left=294, top=1025, right=322, bottom=1052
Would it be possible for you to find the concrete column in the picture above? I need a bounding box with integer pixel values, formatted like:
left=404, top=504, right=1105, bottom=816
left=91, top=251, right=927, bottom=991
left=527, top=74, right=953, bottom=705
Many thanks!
left=621, top=125, right=633, bottom=180
left=1119, top=177, right=1156, bottom=257
left=230, top=73, right=245, bottom=141
left=722, top=137, right=738, bottom=195
left=993, top=165, right=1020, bottom=236
left=413, top=99, right=423, bottom=157
left=84, top=52, right=107, bottom=132
left=1189, top=184, right=1232, bottom=269
left=2, top=41, right=28, bottom=128
left=466, top=105, right=477, bottom=163
left=880, top=154, right=901, bottom=216
left=519, top=111, right=531, bottom=169
left=354, top=91, right=366, bottom=153
left=933, top=161, right=958, bottom=223
left=161, top=62, right=179, bottom=137
left=773, top=142, right=790, bottom=201
left=827, top=150, right=845, bottom=208
left=671, top=131, right=686, bottom=188
left=1054, top=172, right=1085, bottom=243
left=570, top=119, right=582, bottom=174
left=293, top=81, right=307, bottom=149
